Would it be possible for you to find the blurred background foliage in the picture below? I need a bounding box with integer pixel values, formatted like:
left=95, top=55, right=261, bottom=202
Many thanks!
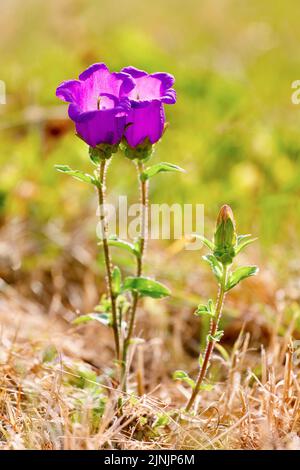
left=1, top=0, right=300, bottom=280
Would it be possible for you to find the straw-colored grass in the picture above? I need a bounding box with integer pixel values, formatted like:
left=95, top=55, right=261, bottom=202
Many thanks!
left=1, top=254, right=299, bottom=449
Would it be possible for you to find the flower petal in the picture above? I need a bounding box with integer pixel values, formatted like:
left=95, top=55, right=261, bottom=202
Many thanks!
left=79, top=63, right=109, bottom=81
left=56, top=80, right=82, bottom=103
left=122, top=69, right=176, bottom=104
left=121, top=66, right=148, bottom=79
left=75, top=108, right=127, bottom=147
left=125, top=101, right=165, bottom=147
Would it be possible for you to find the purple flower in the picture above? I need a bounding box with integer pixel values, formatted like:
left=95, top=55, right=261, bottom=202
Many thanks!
left=56, top=63, right=135, bottom=147
left=121, top=67, right=176, bottom=148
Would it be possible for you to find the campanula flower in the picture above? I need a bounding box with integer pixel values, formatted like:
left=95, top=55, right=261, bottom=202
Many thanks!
left=56, top=63, right=135, bottom=147
left=121, top=67, right=176, bottom=148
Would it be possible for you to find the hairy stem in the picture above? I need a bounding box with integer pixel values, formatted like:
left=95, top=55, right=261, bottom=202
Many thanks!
left=97, top=159, right=120, bottom=361
left=121, top=160, right=148, bottom=391
left=185, top=265, right=229, bottom=412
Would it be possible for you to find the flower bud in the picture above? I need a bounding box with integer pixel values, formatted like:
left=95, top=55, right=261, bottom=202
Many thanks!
left=213, top=205, right=237, bottom=264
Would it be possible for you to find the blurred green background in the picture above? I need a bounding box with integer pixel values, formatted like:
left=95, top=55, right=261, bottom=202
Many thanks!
left=1, top=0, right=300, bottom=279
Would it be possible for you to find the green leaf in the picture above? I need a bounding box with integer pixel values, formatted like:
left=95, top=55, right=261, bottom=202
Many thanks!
left=199, top=383, right=214, bottom=391
left=112, top=266, right=122, bottom=296
left=226, top=265, right=259, bottom=291
left=129, top=337, right=145, bottom=345
left=215, top=343, right=230, bottom=362
left=172, top=370, right=195, bottom=389
left=141, top=162, right=185, bottom=182
left=203, top=254, right=223, bottom=281
left=195, top=298, right=215, bottom=317
left=153, top=413, right=170, bottom=428
left=102, top=235, right=140, bottom=258
left=190, top=233, right=215, bottom=251
left=198, top=354, right=211, bottom=369
left=42, top=345, right=58, bottom=363
left=123, top=276, right=171, bottom=299
left=207, top=330, right=224, bottom=343
left=72, top=313, right=111, bottom=326
left=55, top=165, right=100, bottom=187
left=235, top=234, right=258, bottom=255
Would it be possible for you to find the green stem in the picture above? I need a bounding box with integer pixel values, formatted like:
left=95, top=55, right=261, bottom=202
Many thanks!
left=121, top=160, right=148, bottom=391
left=97, top=159, right=120, bottom=361
left=185, top=265, right=229, bottom=412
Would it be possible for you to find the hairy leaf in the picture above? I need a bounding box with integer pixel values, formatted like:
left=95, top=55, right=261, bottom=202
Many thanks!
left=123, top=276, right=171, bottom=299
left=72, top=313, right=111, bottom=326
left=203, top=254, right=223, bottom=281
left=55, top=165, right=100, bottom=187
left=226, top=265, right=259, bottom=291
left=102, top=236, right=140, bottom=258
left=141, top=162, right=185, bottom=182
left=190, top=233, right=215, bottom=251
left=235, top=234, right=258, bottom=255
left=112, top=266, right=122, bottom=296
left=173, top=370, right=195, bottom=389
left=207, top=330, right=224, bottom=343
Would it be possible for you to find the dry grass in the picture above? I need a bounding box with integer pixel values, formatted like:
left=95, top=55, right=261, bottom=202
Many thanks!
left=1, top=220, right=300, bottom=450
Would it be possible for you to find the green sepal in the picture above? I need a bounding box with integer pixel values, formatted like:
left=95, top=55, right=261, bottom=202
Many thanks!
left=89, top=143, right=118, bottom=163
left=120, top=138, right=154, bottom=161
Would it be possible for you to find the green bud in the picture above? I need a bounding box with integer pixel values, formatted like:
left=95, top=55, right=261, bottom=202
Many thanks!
left=213, top=205, right=237, bottom=265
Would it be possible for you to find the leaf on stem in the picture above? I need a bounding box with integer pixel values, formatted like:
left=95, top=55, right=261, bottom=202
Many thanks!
left=190, top=233, right=215, bottom=251
left=72, top=313, right=111, bottom=326
left=195, top=298, right=215, bottom=317
left=55, top=165, right=100, bottom=187
left=235, top=234, right=258, bottom=255
left=226, top=265, right=259, bottom=291
left=207, top=330, right=224, bottom=343
left=112, top=266, right=122, bottom=296
left=123, top=276, right=171, bottom=299
left=140, top=162, right=185, bottom=182
left=173, top=370, right=195, bottom=389
left=199, top=383, right=214, bottom=391
left=101, top=235, right=140, bottom=258
left=202, top=254, right=223, bottom=282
